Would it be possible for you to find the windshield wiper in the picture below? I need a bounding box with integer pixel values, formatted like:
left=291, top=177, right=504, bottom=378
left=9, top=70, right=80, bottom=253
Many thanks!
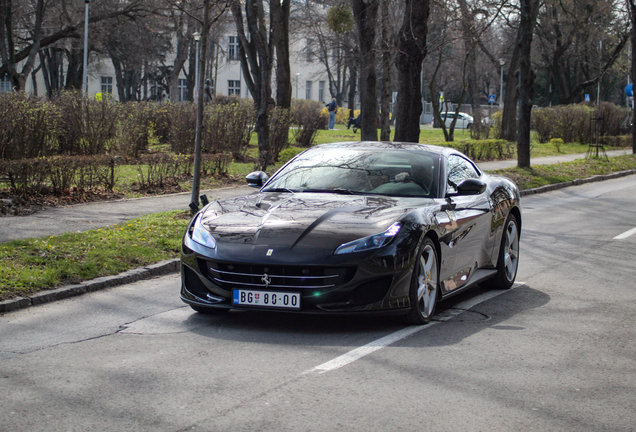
left=261, top=187, right=296, bottom=193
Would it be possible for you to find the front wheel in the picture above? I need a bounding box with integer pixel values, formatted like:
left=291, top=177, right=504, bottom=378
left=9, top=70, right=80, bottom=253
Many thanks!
left=406, top=238, right=440, bottom=325
left=487, top=213, right=520, bottom=289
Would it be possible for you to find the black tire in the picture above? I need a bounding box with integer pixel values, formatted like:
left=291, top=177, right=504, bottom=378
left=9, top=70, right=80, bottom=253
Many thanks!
left=406, top=238, right=440, bottom=325
left=467, top=123, right=472, bottom=130
left=190, top=305, right=230, bottom=314
left=487, top=213, right=520, bottom=289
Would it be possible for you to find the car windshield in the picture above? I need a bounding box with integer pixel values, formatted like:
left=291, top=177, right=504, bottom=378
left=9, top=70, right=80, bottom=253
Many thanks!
left=264, top=148, right=440, bottom=198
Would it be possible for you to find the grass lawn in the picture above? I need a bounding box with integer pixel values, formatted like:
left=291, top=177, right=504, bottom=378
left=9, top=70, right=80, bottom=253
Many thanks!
left=0, top=211, right=190, bottom=301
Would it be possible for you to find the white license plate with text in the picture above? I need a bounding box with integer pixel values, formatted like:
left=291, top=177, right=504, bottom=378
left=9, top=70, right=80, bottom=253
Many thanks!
left=232, top=289, right=300, bottom=309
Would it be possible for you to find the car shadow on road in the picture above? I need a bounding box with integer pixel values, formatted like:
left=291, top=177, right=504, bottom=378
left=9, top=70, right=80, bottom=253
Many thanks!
left=184, top=283, right=549, bottom=348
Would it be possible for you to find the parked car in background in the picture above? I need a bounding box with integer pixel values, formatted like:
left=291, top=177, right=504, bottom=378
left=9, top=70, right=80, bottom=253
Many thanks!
left=440, top=112, right=474, bottom=129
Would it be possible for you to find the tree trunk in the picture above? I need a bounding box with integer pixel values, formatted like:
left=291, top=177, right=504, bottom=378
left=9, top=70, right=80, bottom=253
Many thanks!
left=500, top=46, right=520, bottom=141
left=169, top=18, right=190, bottom=102
left=378, top=0, right=392, bottom=141
left=271, top=0, right=291, bottom=108
left=630, top=0, right=636, bottom=154
left=351, top=0, right=379, bottom=141
left=516, top=0, right=539, bottom=168
left=394, top=0, right=429, bottom=143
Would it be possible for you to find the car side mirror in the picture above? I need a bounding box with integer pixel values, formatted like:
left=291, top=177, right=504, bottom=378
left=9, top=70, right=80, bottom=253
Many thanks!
left=456, top=178, right=487, bottom=195
left=246, top=171, right=269, bottom=188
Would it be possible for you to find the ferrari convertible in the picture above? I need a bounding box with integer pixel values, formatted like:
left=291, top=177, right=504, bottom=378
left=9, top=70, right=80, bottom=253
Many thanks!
left=180, top=141, right=521, bottom=324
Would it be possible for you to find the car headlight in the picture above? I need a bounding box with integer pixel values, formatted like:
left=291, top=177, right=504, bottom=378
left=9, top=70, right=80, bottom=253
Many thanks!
left=189, top=214, right=217, bottom=249
left=334, top=222, right=401, bottom=255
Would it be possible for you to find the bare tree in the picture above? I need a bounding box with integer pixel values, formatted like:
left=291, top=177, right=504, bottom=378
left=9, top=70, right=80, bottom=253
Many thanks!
left=350, top=0, right=379, bottom=141
left=231, top=0, right=274, bottom=170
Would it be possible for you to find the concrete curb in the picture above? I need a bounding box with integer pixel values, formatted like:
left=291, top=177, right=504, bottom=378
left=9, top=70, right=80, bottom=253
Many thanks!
left=518, top=168, right=636, bottom=196
left=1, top=168, right=635, bottom=314
left=0, top=258, right=179, bottom=313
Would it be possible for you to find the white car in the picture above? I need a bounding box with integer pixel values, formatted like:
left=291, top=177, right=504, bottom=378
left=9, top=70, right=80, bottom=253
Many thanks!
left=440, top=112, right=474, bottom=129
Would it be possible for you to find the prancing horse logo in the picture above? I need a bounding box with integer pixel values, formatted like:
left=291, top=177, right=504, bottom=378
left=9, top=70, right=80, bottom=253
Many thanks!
left=261, top=273, right=271, bottom=288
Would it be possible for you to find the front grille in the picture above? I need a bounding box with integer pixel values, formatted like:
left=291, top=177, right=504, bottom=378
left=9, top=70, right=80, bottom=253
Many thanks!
left=201, top=260, right=355, bottom=290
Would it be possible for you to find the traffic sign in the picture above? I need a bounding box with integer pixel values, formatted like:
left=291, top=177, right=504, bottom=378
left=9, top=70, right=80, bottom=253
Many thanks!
left=626, top=84, right=633, bottom=97
left=585, top=94, right=591, bottom=102
left=488, top=95, right=496, bottom=104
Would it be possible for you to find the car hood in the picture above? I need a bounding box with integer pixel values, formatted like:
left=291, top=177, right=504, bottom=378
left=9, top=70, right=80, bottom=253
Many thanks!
left=199, top=192, right=433, bottom=250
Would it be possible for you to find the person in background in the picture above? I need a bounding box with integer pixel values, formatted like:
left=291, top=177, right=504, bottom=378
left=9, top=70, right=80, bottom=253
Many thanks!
left=326, top=98, right=337, bottom=130
left=204, top=80, right=213, bottom=103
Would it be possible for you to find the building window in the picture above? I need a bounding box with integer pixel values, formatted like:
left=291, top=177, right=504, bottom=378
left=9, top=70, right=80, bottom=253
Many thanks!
left=306, top=39, right=313, bottom=62
left=318, top=81, right=325, bottom=102
left=178, top=78, right=188, bottom=101
left=0, top=75, right=12, bottom=92
left=101, top=77, right=113, bottom=94
left=228, top=80, right=241, bottom=96
left=228, top=36, right=239, bottom=60
left=305, top=81, right=312, bottom=100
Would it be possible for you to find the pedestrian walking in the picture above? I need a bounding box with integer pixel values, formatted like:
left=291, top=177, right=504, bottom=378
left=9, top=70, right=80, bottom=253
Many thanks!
left=326, top=98, right=337, bottom=130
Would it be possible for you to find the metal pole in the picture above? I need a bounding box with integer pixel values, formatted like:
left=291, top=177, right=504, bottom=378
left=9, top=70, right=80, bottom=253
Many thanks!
left=82, top=0, right=90, bottom=95
left=499, top=61, right=504, bottom=109
left=194, top=41, right=200, bottom=101
left=296, top=73, right=299, bottom=99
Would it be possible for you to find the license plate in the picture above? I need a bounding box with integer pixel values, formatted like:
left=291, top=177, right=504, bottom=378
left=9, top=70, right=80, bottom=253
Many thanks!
left=232, top=289, right=301, bottom=310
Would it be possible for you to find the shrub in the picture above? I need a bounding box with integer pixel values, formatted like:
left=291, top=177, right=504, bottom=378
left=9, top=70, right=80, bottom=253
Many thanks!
left=268, top=107, right=294, bottom=165
left=168, top=102, right=197, bottom=155
left=454, top=140, right=513, bottom=161
left=118, top=102, right=155, bottom=158
left=292, top=100, right=328, bottom=147
left=550, top=138, right=564, bottom=153
left=0, top=155, right=120, bottom=195
left=0, top=92, right=59, bottom=160
left=62, top=92, right=120, bottom=155
left=532, top=108, right=553, bottom=143
left=136, top=153, right=189, bottom=189
left=203, top=101, right=254, bottom=159
left=278, top=146, right=303, bottom=165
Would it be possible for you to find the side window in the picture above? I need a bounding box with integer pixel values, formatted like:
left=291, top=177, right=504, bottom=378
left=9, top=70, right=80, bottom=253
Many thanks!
left=447, top=154, right=480, bottom=194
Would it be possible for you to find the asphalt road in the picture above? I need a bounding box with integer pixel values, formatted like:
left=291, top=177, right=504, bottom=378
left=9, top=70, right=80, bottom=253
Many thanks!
left=1, top=175, right=636, bottom=431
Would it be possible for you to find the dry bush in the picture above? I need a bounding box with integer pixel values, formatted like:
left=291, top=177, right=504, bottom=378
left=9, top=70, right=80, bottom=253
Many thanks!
left=292, top=99, right=327, bottom=147
left=0, top=92, right=59, bottom=160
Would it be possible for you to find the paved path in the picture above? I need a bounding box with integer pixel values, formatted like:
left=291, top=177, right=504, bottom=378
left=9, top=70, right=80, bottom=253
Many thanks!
left=0, top=149, right=631, bottom=244
left=0, top=186, right=254, bottom=244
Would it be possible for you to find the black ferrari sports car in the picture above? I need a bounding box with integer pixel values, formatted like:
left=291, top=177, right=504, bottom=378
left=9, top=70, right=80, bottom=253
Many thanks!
left=180, top=141, right=521, bottom=324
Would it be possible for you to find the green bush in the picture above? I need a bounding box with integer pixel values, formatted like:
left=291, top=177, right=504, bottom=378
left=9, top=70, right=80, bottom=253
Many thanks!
left=550, top=138, right=564, bottom=153
left=278, top=146, right=303, bottom=165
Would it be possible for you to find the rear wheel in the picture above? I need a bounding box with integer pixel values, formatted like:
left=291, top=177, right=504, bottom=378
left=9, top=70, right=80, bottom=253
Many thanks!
left=487, top=214, right=520, bottom=289
left=406, top=238, right=439, bottom=325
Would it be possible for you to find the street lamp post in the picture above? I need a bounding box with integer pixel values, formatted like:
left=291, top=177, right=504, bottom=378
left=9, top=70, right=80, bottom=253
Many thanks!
left=193, top=32, right=201, bottom=102
left=499, top=60, right=505, bottom=109
left=296, top=73, right=300, bottom=99
left=82, top=0, right=90, bottom=95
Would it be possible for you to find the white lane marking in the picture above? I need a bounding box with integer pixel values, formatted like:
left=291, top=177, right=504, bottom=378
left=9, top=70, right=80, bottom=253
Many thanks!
left=306, top=283, right=525, bottom=375
left=614, top=227, right=636, bottom=240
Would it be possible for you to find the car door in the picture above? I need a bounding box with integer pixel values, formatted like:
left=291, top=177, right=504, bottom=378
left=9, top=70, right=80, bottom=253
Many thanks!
left=444, top=113, right=455, bottom=128
left=436, top=154, right=493, bottom=295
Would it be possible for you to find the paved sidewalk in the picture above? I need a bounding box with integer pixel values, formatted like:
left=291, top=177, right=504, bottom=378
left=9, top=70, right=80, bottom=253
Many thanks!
left=0, top=185, right=254, bottom=244
left=0, top=149, right=631, bottom=244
